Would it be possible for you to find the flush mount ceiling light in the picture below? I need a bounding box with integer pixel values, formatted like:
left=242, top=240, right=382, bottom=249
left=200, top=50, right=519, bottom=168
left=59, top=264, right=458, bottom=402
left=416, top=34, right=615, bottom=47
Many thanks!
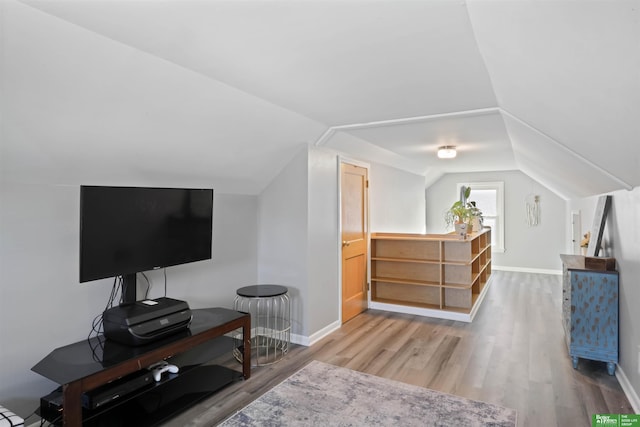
left=437, top=146, right=457, bottom=159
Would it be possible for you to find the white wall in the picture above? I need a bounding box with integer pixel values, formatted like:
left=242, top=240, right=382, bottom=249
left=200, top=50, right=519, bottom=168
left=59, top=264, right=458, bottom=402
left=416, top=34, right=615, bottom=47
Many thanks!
left=255, top=145, right=343, bottom=341
left=426, top=170, right=566, bottom=271
left=0, top=1, right=261, bottom=416
left=0, top=182, right=258, bottom=417
left=569, top=187, right=640, bottom=410
left=0, top=2, right=432, bottom=410
left=256, top=149, right=428, bottom=342
left=307, top=147, right=340, bottom=336
left=257, top=147, right=309, bottom=337
left=369, top=163, right=427, bottom=233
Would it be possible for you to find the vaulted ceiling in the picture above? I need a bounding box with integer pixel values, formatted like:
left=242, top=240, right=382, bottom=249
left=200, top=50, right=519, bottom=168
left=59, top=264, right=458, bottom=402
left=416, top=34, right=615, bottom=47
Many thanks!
left=7, top=0, right=640, bottom=198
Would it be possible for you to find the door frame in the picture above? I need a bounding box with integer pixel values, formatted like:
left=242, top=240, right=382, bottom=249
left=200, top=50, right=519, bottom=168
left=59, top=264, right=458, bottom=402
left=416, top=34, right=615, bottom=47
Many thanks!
left=337, top=156, right=370, bottom=324
left=571, top=210, right=582, bottom=255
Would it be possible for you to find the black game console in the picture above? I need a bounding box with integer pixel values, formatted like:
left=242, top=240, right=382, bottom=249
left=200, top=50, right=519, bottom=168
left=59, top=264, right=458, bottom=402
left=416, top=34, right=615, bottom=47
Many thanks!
left=82, top=369, right=155, bottom=409
left=102, top=297, right=192, bottom=346
left=40, top=388, right=63, bottom=424
left=39, top=369, right=157, bottom=424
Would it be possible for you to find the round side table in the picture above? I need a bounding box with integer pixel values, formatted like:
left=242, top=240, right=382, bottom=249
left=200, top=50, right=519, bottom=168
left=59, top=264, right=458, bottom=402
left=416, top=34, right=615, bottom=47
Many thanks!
left=233, top=284, right=290, bottom=366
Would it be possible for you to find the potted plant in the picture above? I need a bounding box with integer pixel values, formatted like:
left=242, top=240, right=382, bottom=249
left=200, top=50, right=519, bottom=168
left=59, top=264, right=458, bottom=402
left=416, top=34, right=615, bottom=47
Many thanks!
left=445, top=199, right=471, bottom=239
left=466, top=200, right=483, bottom=233
left=444, top=186, right=484, bottom=238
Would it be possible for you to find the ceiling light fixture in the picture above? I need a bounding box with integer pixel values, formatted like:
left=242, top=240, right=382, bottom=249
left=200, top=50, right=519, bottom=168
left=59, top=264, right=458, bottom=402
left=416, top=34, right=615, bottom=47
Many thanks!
left=437, top=146, right=457, bottom=159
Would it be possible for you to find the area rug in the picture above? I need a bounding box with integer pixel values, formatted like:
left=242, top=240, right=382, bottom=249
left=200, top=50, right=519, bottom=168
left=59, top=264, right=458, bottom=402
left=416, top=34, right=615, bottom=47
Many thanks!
left=218, top=360, right=516, bottom=426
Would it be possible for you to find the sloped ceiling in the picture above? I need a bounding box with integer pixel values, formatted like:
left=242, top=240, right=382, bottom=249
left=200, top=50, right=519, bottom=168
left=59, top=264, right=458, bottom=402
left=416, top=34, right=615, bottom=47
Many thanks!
left=467, top=0, right=640, bottom=198
left=7, top=0, right=640, bottom=198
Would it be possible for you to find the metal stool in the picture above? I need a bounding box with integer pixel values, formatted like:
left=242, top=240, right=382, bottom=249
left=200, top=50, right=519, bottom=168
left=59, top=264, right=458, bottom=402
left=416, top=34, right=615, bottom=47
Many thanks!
left=233, top=284, right=290, bottom=366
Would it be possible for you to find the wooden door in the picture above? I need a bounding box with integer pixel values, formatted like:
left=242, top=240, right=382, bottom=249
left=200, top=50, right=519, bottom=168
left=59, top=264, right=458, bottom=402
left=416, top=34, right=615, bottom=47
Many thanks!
left=341, top=163, right=368, bottom=323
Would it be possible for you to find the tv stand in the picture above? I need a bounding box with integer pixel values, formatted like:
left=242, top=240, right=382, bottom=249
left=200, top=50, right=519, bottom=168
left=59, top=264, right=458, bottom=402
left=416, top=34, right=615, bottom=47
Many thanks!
left=32, top=308, right=250, bottom=426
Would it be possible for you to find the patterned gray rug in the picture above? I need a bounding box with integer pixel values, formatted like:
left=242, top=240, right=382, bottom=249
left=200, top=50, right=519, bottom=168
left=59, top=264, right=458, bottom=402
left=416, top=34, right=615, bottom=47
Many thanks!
left=219, top=360, right=516, bottom=426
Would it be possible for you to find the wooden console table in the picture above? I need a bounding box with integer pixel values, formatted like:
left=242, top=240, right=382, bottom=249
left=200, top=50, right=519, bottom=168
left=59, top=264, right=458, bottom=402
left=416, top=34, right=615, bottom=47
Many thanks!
left=32, top=307, right=250, bottom=426
left=370, top=229, right=492, bottom=322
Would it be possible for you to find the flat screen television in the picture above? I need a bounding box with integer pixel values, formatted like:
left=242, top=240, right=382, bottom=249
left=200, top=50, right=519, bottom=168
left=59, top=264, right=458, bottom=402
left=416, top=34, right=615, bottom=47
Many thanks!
left=80, top=186, right=213, bottom=304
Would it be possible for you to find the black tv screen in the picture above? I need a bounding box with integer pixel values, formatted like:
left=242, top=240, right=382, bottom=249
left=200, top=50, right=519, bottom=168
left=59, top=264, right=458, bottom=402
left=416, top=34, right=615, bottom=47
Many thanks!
left=80, top=186, right=213, bottom=284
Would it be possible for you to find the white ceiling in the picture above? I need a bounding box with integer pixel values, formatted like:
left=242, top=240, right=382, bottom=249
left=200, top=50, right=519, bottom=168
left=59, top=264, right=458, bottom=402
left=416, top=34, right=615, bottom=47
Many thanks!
left=9, top=0, right=640, bottom=197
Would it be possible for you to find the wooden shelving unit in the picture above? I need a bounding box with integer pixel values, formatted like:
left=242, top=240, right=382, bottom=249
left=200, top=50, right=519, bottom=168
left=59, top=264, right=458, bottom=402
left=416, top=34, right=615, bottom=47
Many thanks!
left=370, top=229, right=492, bottom=322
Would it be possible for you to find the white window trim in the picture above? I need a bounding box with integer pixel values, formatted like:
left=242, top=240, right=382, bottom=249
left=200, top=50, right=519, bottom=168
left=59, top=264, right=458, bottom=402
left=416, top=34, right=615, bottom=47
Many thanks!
left=456, top=181, right=505, bottom=253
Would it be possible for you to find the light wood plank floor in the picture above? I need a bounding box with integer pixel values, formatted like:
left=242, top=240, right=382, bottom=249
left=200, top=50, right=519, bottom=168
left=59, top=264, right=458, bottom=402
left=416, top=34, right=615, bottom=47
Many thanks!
left=169, top=271, right=633, bottom=427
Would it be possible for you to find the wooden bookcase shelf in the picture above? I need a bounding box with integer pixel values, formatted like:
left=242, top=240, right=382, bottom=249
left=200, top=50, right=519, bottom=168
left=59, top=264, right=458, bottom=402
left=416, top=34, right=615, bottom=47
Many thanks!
left=370, top=229, right=492, bottom=322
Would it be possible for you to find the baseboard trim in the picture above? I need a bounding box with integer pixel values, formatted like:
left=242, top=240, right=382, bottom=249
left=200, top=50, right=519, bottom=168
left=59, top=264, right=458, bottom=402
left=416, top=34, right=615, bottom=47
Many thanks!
left=291, top=320, right=341, bottom=347
left=492, top=265, right=562, bottom=275
left=369, top=301, right=474, bottom=322
left=615, top=365, right=640, bottom=413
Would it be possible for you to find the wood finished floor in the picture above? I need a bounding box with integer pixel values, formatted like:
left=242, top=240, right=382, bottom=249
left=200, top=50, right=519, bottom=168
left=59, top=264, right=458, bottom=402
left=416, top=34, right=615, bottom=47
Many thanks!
left=167, top=271, right=633, bottom=427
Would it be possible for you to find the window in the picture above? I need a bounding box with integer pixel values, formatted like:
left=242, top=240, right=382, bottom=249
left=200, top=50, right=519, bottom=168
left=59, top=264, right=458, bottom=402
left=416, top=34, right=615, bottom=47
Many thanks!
left=457, top=182, right=505, bottom=253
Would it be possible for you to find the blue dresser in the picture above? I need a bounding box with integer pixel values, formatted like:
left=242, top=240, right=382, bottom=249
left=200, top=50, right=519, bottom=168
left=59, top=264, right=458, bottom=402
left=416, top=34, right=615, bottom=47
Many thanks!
left=561, top=255, right=618, bottom=375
